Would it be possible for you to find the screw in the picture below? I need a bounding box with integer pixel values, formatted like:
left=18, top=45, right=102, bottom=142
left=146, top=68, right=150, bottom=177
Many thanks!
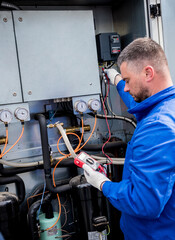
left=28, top=91, right=32, bottom=95
left=13, top=92, right=17, bottom=97
left=89, top=83, right=92, bottom=85
left=18, top=17, right=23, bottom=22
left=3, top=18, right=7, bottom=22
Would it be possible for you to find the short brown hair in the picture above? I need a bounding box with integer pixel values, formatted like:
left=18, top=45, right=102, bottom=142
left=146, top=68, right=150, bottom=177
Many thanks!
left=117, top=37, right=168, bottom=72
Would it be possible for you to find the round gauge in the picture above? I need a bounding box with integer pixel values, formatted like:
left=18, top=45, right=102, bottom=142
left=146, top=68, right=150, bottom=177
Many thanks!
left=74, top=100, right=88, bottom=113
left=88, top=99, right=101, bottom=111
left=0, top=109, right=13, bottom=123
left=15, top=107, right=29, bottom=121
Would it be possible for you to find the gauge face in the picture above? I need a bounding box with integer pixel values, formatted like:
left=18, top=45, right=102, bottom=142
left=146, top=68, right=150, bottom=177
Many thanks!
left=0, top=109, right=13, bottom=123
left=15, top=107, right=29, bottom=121
left=74, top=100, right=88, bottom=113
left=88, top=99, right=101, bottom=111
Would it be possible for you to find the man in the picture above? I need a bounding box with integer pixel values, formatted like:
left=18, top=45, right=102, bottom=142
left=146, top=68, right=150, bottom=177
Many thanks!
left=83, top=37, right=175, bottom=239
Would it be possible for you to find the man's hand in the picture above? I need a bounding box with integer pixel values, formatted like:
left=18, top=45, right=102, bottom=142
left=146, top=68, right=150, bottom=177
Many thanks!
left=83, top=164, right=111, bottom=191
left=104, top=69, right=122, bottom=86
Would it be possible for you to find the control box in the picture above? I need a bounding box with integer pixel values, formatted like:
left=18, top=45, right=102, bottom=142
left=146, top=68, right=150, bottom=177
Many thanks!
left=96, top=32, right=121, bottom=62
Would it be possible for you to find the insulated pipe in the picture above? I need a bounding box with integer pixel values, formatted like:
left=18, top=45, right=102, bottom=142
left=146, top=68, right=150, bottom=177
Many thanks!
left=0, top=175, right=25, bottom=204
left=35, top=114, right=72, bottom=193
left=0, top=164, right=41, bottom=176
left=0, top=159, right=74, bottom=176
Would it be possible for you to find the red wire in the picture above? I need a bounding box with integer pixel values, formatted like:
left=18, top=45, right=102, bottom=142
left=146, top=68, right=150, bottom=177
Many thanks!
left=101, top=71, right=113, bottom=165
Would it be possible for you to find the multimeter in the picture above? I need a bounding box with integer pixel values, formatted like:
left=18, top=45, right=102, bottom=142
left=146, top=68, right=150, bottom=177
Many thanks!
left=74, top=152, right=106, bottom=174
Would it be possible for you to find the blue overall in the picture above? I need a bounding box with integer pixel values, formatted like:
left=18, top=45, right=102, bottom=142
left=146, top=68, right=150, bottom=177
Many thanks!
left=102, top=80, right=175, bottom=239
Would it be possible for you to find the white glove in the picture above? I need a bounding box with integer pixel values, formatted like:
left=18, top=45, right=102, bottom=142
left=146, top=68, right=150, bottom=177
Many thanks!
left=83, top=164, right=111, bottom=191
left=103, top=69, right=122, bottom=86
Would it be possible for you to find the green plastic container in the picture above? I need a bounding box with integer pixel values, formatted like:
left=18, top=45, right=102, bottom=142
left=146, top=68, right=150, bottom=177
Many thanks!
left=39, top=212, right=62, bottom=240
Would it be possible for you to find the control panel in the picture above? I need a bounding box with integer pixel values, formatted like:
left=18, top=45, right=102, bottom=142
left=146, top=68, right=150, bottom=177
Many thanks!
left=96, top=32, right=121, bottom=62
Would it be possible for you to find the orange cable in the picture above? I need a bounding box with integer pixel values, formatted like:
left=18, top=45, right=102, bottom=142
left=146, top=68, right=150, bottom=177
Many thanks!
left=44, top=115, right=97, bottom=232
left=76, top=114, right=97, bottom=151
left=45, top=156, right=66, bottom=231
left=56, top=117, right=84, bottom=156
left=0, top=127, right=8, bottom=158
left=57, top=133, right=81, bottom=157
left=56, top=115, right=96, bottom=156
left=1, top=125, right=24, bottom=157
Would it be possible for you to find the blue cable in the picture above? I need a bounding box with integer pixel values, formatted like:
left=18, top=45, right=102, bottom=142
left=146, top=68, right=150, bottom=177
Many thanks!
left=37, top=181, right=46, bottom=220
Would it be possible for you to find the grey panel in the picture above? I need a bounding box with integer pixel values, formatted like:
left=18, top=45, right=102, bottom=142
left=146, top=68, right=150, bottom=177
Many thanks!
left=0, top=11, right=22, bottom=105
left=161, top=0, right=175, bottom=83
left=13, top=11, right=100, bottom=101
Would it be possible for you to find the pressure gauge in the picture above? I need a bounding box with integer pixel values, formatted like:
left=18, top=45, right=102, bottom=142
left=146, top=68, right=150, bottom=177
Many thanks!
left=0, top=109, right=13, bottom=123
left=15, top=107, right=29, bottom=121
left=74, top=100, right=88, bottom=113
left=88, top=99, right=101, bottom=111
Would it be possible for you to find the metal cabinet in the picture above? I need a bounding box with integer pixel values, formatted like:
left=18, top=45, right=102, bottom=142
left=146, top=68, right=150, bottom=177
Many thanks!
left=0, top=11, right=22, bottom=105
left=147, top=0, right=175, bottom=83
left=13, top=10, right=100, bottom=102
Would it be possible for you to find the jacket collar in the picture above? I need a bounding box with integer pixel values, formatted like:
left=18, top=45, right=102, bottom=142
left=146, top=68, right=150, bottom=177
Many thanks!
left=128, top=86, right=175, bottom=116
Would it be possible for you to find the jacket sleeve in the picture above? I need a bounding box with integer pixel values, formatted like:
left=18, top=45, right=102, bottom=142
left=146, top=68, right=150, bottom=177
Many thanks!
left=117, top=80, right=138, bottom=109
left=102, top=120, right=175, bottom=219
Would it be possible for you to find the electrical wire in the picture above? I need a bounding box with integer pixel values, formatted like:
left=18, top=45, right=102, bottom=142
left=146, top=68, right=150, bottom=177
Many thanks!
left=106, top=86, right=137, bottom=128
left=27, top=190, right=50, bottom=210
left=1, top=123, right=24, bottom=157
left=101, top=71, right=113, bottom=164
left=37, top=181, right=46, bottom=220
left=55, top=124, right=77, bottom=158
left=0, top=123, right=39, bottom=167
left=46, top=116, right=85, bottom=232
left=61, top=204, right=68, bottom=229
left=57, top=114, right=84, bottom=155
left=0, top=125, right=8, bottom=158
left=41, top=156, right=66, bottom=232
left=77, top=114, right=97, bottom=151
left=57, top=133, right=81, bottom=157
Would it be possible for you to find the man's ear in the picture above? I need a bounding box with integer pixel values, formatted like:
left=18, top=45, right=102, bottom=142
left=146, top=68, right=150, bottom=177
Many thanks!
left=144, top=65, right=154, bottom=82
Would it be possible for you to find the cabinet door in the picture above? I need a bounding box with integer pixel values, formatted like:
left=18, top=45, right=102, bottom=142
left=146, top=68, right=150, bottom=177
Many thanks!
left=0, top=11, right=22, bottom=105
left=13, top=11, right=100, bottom=102
left=147, top=0, right=175, bottom=83
left=161, top=0, right=175, bottom=83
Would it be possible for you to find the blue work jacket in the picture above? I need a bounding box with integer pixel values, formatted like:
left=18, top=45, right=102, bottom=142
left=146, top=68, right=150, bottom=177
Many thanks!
left=102, top=80, right=175, bottom=240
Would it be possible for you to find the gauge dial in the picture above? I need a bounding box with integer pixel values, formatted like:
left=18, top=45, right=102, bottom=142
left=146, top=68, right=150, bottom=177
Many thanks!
left=15, top=107, right=29, bottom=121
left=88, top=99, right=101, bottom=111
left=74, top=100, right=88, bottom=113
left=0, top=109, right=13, bottom=123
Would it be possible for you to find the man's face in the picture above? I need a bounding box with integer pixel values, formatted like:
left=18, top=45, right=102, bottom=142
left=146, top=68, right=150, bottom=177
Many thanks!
left=120, top=62, right=150, bottom=103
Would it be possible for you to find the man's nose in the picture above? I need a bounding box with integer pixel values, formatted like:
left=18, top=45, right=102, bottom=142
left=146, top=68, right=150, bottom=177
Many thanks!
left=124, top=84, right=129, bottom=92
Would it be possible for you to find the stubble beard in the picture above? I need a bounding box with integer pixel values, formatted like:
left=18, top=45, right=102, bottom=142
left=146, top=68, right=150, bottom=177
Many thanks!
left=132, top=87, right=150, bottom=103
